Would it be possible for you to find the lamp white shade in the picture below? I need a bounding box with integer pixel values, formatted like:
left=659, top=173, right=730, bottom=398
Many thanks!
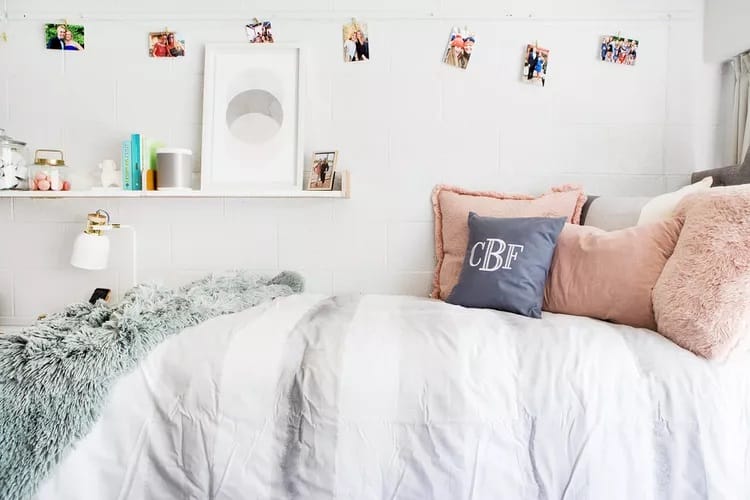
left=70, top=232, right=111, bottom=270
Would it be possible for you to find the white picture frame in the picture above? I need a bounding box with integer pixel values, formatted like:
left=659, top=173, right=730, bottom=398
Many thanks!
left=201, top=43, right=305, bottom=193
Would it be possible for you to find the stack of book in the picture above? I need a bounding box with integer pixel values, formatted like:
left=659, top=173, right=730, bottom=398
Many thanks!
left=121, top=134, right=163, bottom=190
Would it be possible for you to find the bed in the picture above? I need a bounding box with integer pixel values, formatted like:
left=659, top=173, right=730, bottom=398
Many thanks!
left=32, top=293, right=750, bottom=500
left=6, top=162, right=748, bottom=499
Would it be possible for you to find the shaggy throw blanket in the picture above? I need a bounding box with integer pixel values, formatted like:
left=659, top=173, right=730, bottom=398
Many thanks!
left=0, top=270, right=303, bottom=500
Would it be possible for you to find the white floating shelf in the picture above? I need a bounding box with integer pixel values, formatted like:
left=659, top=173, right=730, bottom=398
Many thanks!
left=0, top=189, right=349, bottom=199
left=0, top=172, right=351, bottom=199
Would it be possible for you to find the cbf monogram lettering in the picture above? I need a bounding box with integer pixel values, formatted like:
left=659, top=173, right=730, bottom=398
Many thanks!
left=469, top=239, right=525, bottom=272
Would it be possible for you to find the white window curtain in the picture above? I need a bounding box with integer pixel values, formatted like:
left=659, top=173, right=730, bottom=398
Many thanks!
left=730, top=52, right=750, bottom=165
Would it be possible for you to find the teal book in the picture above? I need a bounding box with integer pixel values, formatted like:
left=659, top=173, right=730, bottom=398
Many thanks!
left=121, top=140, right=132, bottom=190
left=130, top=134, right=142, bottom=191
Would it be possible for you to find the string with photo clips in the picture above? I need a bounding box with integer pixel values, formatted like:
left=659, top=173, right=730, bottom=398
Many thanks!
left=11, top=10, right=673, bottom=22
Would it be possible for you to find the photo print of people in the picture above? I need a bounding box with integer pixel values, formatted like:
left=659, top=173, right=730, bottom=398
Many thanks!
left=600, top=35, right=638, bottom=65
left=246, top=20, right=274, bottom=44
left=343, top=21, right=369, bottom=62
left=522, top=44, right=549, bottom=87
left=443, top=28, right=475, bottom=70
left=148, top=32, right=185, bottom=57
left=45, top=23, right=84, bottom=51
left=308, top=151, right=338, bottom=191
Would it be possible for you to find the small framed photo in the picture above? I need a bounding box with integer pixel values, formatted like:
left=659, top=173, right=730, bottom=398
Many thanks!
left=522, top=44, right=550, bottom=87
left=600, top=35, right=638, bottom=65
left=45, top=23, right=84, bottom=51
left=149, top=32, right=185, bottom=57
left=443, top=28, right=475, bottom=70
left=307, top=151, right=338, bottom=191
left=246, top=20, right=274, bottom=44
left=343, top=21, right=369, bottom=62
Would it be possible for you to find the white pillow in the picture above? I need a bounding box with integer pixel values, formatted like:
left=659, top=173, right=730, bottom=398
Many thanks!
left=637, top=177, right=713, bottom=226
left=584, top=196, right=650, bottom=231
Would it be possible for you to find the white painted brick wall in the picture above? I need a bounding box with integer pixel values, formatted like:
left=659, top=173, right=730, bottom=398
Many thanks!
left=0, top=0, right=722, bottom=325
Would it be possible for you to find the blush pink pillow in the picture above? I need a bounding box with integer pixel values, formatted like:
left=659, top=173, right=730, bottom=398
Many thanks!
left=652, top=186, right=750, bottom=359
left=432, top=184, right=586, bottom=299
left=543, top=219, right=683, bottom=330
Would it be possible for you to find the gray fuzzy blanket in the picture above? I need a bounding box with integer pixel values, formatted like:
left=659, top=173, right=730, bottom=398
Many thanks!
left=0, top=271, right=303, bottom=500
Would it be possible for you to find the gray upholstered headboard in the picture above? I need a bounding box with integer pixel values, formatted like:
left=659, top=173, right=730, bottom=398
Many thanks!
left=691, top=151, right=750, bottom=186
left=581, top=151, right=749, bottom=230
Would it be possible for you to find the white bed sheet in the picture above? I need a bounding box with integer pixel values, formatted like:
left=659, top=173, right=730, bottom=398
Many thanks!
left=35, top=294, right=750, bottom=500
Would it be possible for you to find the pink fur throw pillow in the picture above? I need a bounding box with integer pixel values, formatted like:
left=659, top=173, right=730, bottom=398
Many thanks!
left=543, top=220, right=683, bottom=330
left=431, top=185, right=586, bottom=299
left=652, top=186, right=750, bottom=359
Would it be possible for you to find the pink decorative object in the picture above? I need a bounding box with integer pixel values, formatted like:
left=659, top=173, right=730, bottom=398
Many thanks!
left=431, top=184, right=586, bottom=299
left=37, top=179, right=51, bottom=191
left=652, top=185, right=750, bottom=359
left=62, top=180, right=71, bottom=191
left=544, top=219, right=683, bottom=330
left=34, top=172, right=47, bottom=182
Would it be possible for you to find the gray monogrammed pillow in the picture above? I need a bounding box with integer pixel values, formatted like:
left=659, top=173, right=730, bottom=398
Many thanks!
left=446, top=213, right=566, bottom=318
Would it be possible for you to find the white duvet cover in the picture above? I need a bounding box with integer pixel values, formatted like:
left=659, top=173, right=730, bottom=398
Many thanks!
left=35, top=294, right=750, bottom=500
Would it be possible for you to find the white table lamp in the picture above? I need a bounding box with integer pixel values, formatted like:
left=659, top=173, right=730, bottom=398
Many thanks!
left=70, top=209, right=137, bottom=286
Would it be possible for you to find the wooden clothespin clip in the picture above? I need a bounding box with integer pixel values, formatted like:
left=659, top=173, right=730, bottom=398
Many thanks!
left=351, top=17, right=358, bottom=28
left=164, top=26, right=169, bottom=34
left=63, top=18, right=69, bottom=27
left=534, top=39, right=538, bottom=48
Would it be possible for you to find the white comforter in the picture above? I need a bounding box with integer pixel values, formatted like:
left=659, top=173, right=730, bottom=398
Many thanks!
left=35, top=294, right=750, bottom=500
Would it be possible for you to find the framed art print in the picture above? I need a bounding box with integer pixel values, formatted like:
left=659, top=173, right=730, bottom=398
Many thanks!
left=201, top=43, right=305, bottom=192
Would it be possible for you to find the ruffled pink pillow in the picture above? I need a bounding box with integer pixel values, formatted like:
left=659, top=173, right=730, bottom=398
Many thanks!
left=431, top=185, right=586, bottom=299
left=544, top=220, right=683, bottom=330
left=652, top=186, right=750, bottom=359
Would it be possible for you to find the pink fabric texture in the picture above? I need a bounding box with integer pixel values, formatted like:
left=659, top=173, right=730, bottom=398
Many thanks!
left=652, top=186, right=750, bottom=359
left=431, top=184, right=586, bottom=299
left=544, top=220, right=683, bottom=330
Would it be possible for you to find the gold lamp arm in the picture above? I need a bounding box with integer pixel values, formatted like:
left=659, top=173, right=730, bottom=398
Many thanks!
left=81, top=209, right=138, bottom=287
